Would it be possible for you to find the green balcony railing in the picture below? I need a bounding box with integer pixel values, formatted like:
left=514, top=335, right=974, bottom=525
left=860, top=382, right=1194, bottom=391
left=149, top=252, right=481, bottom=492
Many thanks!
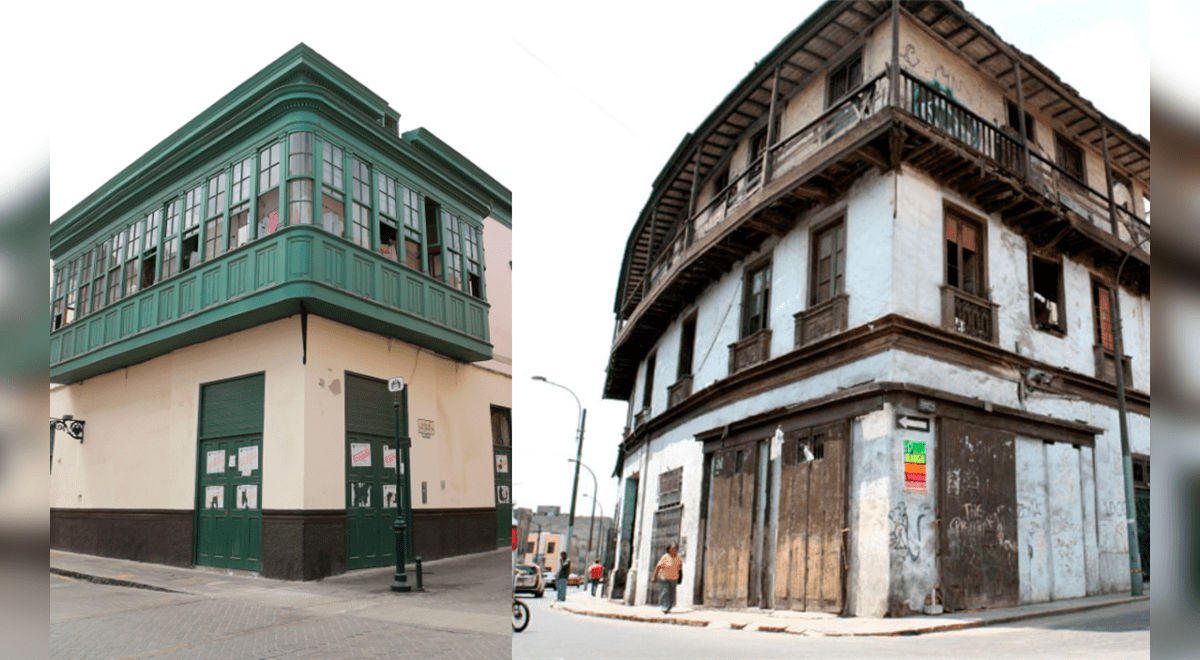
left=50, top=225, right=490, bottom=383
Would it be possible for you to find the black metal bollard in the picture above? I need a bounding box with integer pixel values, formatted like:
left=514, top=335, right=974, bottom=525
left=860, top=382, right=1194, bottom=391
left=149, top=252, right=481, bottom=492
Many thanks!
left=415, top=556, right=424, bottom=591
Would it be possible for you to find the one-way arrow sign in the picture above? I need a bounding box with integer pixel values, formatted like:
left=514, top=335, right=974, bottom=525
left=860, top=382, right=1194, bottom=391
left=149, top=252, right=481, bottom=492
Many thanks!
left=897, top=415, right=930, bottom=432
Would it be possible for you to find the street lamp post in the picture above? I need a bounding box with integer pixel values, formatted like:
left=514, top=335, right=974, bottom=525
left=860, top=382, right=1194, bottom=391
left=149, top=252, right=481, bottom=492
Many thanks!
left=389, top=377, right=413, bottom=593
left=582, top=493, right=606, bottom=567
left=532, top=376, right=586, bottom=590
left=569, top=459, right=598, bottom=562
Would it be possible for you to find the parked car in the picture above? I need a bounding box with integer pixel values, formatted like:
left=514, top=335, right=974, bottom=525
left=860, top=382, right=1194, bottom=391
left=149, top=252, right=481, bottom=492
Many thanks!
left=567, top=573, right=583, bottom=587
left=514, top=564, right=544, bottom=597
left=542, top=570, right=555, bottom=586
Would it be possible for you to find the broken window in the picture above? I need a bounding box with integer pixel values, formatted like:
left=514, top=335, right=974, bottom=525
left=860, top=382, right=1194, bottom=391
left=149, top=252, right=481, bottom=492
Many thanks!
left=378, top=173, right=400, bottom=262
left=746, top=129, right=767, bottom=186
left=1030, top=254, right=1065, bottom=334
left=1055, top=133, right=1086, bottom=184
left=945, top=212, right=984, bottom=297
left=826, top=51, right=863, bottom=108
left=741, top=260, right=771, bottom=337
left=425, top=198, right=443, bottom=281
left=677, top=314, right=696, bottom=379
left=711, top=166, right=729, bottom=205
left=811, top=219, right=845, bottom=305
left=642, top=352, right=656, bottom=410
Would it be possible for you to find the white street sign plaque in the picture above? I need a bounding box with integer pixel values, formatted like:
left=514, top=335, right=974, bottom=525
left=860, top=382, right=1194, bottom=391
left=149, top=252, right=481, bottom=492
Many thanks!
left=388, top=377, right=405, bottom=393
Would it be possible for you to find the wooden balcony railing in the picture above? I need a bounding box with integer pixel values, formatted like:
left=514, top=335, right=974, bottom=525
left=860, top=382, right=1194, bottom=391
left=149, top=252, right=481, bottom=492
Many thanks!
left=667, top=374, right=694, bottom=408
left=794, top=294, right=849, bottom=348
left=728, top=328, right=772, bottom=374
left=941, top=285, right=999, bottom=344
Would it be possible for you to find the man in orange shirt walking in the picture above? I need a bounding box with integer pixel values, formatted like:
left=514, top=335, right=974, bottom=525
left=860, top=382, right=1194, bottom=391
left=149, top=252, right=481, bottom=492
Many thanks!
left=651, top=544, right=682, bottom=614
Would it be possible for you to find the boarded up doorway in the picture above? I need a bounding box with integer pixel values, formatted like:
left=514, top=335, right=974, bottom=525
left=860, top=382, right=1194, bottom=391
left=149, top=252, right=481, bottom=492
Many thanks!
left=703, top=444, right=757, bottom=608
left=939, top=419, right=1018, bottom=611
left=774, top=423, right=847, bottom=612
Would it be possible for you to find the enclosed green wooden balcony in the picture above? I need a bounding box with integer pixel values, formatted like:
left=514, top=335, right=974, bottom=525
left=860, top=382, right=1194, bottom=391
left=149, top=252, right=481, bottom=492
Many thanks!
left=50, top=224, right=490, bottom=384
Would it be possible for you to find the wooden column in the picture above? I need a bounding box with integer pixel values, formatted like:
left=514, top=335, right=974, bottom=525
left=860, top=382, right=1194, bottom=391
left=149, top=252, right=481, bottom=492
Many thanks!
left=763, top=67, right=780, bottom=183
left=1100, top=124, right=1121, bottom=237
left=1013, top=57, right=1031, bottom=181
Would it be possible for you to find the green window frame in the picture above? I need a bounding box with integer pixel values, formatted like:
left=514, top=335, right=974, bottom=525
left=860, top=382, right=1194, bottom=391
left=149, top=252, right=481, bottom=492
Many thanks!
left=741, top=259, right=771, bottom=337
left=182, top=185, right=202, bottom=272
left=205, top=172, right=226, bottom=260
left=141, top=208, right=161, bottom=290
left=378, top=172, right=400, bottom=263
left=229, top=157, right=252, bottom=249
left=287, top=132, right=313, bottom=226
left=402, top=186, right=422, bottom=271
left=51, top=264, right=66, bottom=329
left=463, top=219, right=482, bottom=298
left=76, top=250, right=92, bottom=320
left=350, top=158, right=371, bottom=249
left=162, top=199, right=181, bottom=280
left=107, top=230, right=124, bottom=304
left=321, top=141, right=345, bottom=237
left=258, top=142, right=282, bottom=238
left=424, top=198, right=443, bottom=281
left=444, top=210, right=463, bottom=290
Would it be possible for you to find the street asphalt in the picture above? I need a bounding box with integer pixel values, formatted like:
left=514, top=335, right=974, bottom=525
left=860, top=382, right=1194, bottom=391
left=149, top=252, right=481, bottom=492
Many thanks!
left=51, top=548, right=510, bottom=659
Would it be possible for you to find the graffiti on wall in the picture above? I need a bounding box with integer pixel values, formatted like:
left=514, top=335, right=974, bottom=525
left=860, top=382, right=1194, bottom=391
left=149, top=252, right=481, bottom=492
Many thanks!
left=889, top=501, right=930, bottom=562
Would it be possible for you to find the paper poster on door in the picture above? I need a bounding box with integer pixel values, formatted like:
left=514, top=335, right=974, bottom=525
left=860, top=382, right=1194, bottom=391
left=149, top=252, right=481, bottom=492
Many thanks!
left=351, top=443, right=371, bottom=467
left=238, top=446, right=258, bottom=476
left=384, top=446, right=397, bottom=470
left=207, top=450, right=226, bottom=474
left=495, top=454, right=509, bottom=474
left=350, top=482, right=371, bottom=508
left=903, top=439, right=927, bottom=493
left=205, top=485, right=224, bottom=509
left=236, top=484, right=258, bottom=510
left=383, top=484, right=397, bottom=508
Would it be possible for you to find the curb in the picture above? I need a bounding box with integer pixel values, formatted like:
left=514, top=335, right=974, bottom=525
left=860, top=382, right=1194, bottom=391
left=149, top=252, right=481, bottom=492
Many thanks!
left=50, top=567, right=192, bottom=595
left=554, top=594, right=1148, bottom=636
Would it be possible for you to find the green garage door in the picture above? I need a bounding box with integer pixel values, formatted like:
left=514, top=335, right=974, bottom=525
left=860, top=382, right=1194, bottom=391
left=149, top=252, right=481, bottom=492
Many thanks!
left=195, top=373, right=264, bottom=572
left=345, top=374, right=399, bottom=570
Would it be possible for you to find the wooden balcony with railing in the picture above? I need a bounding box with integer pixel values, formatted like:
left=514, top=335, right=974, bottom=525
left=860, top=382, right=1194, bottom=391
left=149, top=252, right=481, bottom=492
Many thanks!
left=606, top=65, right=1148, bottom=400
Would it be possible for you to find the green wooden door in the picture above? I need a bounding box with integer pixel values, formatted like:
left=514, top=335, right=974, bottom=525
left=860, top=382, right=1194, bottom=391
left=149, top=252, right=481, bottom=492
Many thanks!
left=346, top=434, right=397, bottom=569
left=195, top=374, right=264, bottom=572
left=492, top=406, right=512, bottom=547
left=345, top=374, right=399, bottom=571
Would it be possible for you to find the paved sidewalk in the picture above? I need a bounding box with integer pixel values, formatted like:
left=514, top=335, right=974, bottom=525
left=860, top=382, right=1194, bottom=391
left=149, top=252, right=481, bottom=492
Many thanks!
left=549, top=588, right=1149, bottom=636
left=51, top=547, right=510, bottom=636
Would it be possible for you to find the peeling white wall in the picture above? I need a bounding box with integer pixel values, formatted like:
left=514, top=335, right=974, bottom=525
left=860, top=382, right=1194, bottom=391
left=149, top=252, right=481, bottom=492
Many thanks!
left=848, top=406, right=893, bottom=617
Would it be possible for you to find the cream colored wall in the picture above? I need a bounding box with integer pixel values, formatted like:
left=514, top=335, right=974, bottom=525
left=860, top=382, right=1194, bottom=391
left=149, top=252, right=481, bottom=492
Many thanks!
left=478, top=216, right=512, bottom=376
left=301, top=315, right=511, bottom=510
left=49, top=318, right=307, bottom=510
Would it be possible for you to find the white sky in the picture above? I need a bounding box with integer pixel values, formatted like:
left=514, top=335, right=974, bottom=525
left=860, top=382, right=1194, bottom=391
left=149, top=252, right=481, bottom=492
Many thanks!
left=43, top=1, right=1149, bottom=523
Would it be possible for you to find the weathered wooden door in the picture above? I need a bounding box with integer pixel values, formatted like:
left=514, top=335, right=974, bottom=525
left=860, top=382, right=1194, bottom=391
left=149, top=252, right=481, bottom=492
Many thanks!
left=703, top=444, right=757, bottom=608
left=773, top=423, right=847, bottom=612
left=194, top=374, right=264, bottom=572
left=938, top=419, right=1018, bottom=611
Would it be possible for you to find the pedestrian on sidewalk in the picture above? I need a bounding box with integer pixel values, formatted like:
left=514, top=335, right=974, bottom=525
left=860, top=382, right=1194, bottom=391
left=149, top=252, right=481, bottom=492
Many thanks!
left=589, top=559, right=604, bottom=596
left=556, top=552, right=571, bottom=602
left=651, top=544, right=682, bottom=614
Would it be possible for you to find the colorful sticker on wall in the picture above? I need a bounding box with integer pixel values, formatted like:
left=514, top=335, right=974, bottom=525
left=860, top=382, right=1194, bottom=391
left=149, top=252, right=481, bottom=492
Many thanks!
left=904, top=440, right=927, bottom=493
left=496, top=454, right=509, bottom=474
left=206, top=450, right=226, bottom=474
left=383, top=484, right=397, bottom=508
left=238, top=446, right=259, bottom=476
left=236, top=484, right=258, bottom=510
left=351, top=443, right=371, bottom=468
left=205, top=485, right=224, bottom=509
left=383, top=446, right=397, bottom=470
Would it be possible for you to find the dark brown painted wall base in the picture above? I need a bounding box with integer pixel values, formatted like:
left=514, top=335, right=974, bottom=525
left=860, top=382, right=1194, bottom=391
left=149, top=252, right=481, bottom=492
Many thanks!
left=50, top=509, right=193, bottom=568
left=51, top=506, right=497, bottom=581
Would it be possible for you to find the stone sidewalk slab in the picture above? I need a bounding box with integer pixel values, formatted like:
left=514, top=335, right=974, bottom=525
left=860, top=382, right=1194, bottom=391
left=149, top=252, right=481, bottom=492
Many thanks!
left=550, top=588, right=1149, bottom=637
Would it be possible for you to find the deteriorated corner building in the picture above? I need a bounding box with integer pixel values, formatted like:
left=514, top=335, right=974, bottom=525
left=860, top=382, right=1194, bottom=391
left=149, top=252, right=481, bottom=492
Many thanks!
left=604, top=1, right=1149, bottom=616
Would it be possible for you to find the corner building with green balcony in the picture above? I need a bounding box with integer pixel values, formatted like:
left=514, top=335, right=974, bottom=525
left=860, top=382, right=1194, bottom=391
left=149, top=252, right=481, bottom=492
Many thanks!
left=49, top=45, right=513, bottom=580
